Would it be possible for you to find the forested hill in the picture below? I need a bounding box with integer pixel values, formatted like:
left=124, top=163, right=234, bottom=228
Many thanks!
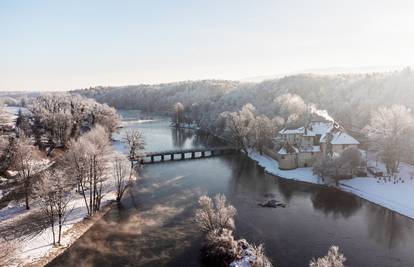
left=72, top=80, right=240, bottom=113
left=72, top=68, right=414, bottom=130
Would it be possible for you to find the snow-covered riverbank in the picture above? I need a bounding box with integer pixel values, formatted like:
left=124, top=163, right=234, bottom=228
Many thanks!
left=339, top=161, right=414, bottom=219
left=0, top=175, right=118, bottom=266
left=248, top=150, right=323, bottom=185
left=248, top=150, right=414, bottom=220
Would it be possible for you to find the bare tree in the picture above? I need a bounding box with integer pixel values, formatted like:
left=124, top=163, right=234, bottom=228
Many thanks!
left=13, top=133, right=35, bottom=209
left=35, top=169, right=73, bottom=246
left=123, top=129, right=145, bottom=167
left=364, top=105, right=414, bottom=174
left=112, top=153, right=135, bottom=202
left=172, top=102, right=185, bottom=126
left=189, top=102, right=202, bottom=126
left=309, top=246, right=346, bottom=267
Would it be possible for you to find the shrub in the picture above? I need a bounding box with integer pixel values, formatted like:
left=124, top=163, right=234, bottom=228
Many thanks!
left=309, top=246, right=346, bottom=267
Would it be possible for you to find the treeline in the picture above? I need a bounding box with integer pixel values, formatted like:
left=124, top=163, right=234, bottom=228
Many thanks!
left=73, top=80, right=239, bottom=113
left=73, top=68, right=414, bottom=130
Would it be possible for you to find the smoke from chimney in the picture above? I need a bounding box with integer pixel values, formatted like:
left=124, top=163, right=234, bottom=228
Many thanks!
left=309, top=105, right=335, bottom=122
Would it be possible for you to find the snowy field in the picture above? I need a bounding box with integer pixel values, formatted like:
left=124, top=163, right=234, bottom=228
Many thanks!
left=248, top=150, right=414, bottom=220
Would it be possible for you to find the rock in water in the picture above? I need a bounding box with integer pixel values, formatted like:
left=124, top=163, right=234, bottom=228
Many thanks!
left=258, top=199, right=286, bottom=208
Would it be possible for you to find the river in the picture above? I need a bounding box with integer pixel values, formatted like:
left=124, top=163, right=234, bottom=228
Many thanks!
left=48, top=110, right=414, bottom=267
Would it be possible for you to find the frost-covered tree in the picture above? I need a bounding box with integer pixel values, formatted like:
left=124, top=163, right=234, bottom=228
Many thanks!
left=123, top=129, right=145, bottom=167
left=0, top=107, right=13, bottom=130
left=0, top=136, right=12, bottom=173
left=195, top=194, right=272, bottom=267
left=28, top=93, right=120, bottom=149
left=252, top=115, right=276, bottom=154
left=206, top=228, right=238, bottom=264
left=63, top=125, right=111, bottom=216
left=222, top=104, right=256, bottom=153
left=88, top=102, right=120, bottom=134
left=195, top=194, right=236, bottom=233
left=112, top=153, right=135, bottom=202
left=0, top=135, right=8, bottom=158
left=309, top=246, right=346, bottom=267
left=12, top=134, right=35, bottom=209
left=189, top=103, right=202, bottom=126
left=364, top=105, right=414, bottom=174
left=35, top=169, right=74, bottom=246
left=29, top=94, right=73, bottom=148
left=0, top=136, right=19, bottom=176
left=338, top=147, right=365, bottom=174
left=68, top=94, right=89, bottom=138
left=313, top=147, right=364, bottom=182
left=274, top=93, right=309, bottom=127
left=16, top=108, right=31, bottom=136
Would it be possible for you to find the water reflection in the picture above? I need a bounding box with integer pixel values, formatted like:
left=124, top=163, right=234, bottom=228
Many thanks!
left=276, top=177, right=313, bottom=202
left=171, top=128, right=195, bottom=148
left=311, top=188, right=362, bottom=218
left=170, top=127, right=226, bottom=149
left=367, top=204, right=413, bottom=249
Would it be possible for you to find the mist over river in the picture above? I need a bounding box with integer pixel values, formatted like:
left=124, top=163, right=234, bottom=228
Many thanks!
left=48, top=110, right=414, bottom=267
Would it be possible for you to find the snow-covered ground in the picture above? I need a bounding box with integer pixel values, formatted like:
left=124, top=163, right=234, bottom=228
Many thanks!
left=248, top=150, right=414, bottom=220
left=340, top=161, right=414, bottom=219
left=0, top=174, right=118, bottom=266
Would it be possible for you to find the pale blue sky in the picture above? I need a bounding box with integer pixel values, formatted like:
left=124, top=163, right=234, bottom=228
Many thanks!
left=1, top=0, right=414, bottom=91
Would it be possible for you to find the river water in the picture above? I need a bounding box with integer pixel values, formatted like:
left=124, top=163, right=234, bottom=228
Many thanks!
left=48, top=110, right=414, bottom=267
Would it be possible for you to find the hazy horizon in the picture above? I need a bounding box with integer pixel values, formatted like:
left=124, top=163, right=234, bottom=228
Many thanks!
left=0, top=65, right=410, bottom=93
left=2, top=0, right=414, bottom=91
